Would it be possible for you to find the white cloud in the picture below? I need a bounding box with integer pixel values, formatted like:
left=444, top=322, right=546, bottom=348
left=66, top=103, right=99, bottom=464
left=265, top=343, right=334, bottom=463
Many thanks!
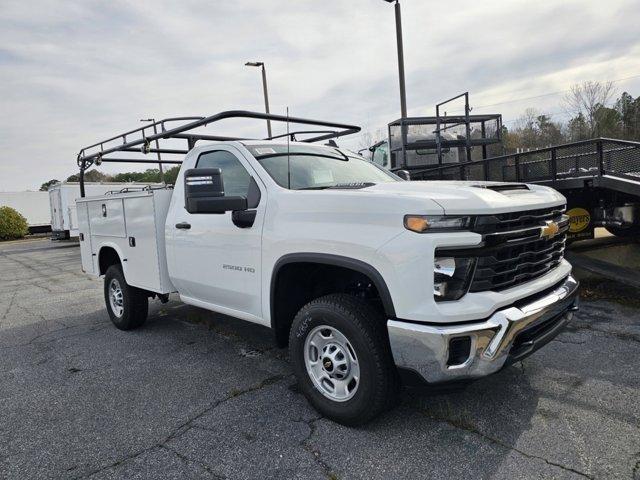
left=0, top=0, right=639, bottom=189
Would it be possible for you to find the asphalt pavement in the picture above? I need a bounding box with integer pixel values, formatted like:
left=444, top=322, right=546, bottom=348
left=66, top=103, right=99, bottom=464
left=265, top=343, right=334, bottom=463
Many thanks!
left=0, top=239, right=638, bottom=479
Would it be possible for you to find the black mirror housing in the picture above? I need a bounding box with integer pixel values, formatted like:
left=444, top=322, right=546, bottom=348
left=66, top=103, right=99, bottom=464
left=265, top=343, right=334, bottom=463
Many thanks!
left=396, top=170, right=411, bottom=181
left=184, top=168, right=248, bottom=214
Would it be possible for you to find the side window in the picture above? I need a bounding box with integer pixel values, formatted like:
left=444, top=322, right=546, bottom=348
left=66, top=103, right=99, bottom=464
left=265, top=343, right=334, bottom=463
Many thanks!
left=372, top=143, right=389, bottom=168
left=196, top=150, right=251, bottom=197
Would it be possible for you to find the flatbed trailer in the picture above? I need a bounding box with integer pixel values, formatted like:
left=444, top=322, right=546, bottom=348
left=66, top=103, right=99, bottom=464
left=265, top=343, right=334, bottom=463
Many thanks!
left=403, top=138, right=640, bottom=241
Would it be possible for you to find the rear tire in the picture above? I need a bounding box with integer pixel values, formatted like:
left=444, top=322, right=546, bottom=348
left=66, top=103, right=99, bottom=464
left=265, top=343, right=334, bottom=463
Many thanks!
left=605, top=225, right=640, bottom=239
left=104, top=264, right=148, bottom=330
left=289, top=294, right=399, bottom=426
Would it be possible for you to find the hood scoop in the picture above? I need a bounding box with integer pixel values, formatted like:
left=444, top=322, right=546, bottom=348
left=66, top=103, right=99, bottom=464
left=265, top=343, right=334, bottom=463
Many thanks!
left=470, top=183, right=529, bottom=192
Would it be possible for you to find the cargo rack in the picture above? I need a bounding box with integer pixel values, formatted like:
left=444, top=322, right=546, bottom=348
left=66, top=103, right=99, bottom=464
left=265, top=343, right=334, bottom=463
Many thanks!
left=388, top=92, right=503, bottom=169
left=76, top=110, right=361, bottom=196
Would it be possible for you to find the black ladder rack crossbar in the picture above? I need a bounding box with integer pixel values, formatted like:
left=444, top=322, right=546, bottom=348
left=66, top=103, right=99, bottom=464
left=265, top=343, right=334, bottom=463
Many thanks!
left=76, top=110, right=360, bottom=196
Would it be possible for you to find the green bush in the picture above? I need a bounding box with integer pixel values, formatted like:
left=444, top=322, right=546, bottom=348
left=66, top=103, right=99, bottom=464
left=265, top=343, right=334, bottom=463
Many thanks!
left=0, top=206, right=29, bottom=240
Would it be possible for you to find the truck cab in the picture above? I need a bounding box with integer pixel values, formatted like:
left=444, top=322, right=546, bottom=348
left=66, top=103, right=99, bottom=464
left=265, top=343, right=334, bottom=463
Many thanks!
left=76, top=111, right=579, bottom=425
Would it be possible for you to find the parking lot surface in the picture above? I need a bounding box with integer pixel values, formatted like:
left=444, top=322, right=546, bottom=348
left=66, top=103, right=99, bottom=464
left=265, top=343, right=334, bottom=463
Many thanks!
left=1, top=240, right=639, bottom=479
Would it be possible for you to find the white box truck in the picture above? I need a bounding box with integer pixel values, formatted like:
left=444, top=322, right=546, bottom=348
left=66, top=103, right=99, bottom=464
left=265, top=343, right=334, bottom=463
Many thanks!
left=76, top=112, right=579, bottom=425
left=49, top=182, right=161, bottom=239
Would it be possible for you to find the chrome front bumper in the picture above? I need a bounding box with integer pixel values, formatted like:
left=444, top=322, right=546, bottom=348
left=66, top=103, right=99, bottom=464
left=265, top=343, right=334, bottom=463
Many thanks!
left=387, top=275, right=579, bottom=384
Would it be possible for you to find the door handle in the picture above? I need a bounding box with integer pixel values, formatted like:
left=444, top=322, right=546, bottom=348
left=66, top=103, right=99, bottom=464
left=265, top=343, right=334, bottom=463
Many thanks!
left=175, top=222, right=191, bottom=230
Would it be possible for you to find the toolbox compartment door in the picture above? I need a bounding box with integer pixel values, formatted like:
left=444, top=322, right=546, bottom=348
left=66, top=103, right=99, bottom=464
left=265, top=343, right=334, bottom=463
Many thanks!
left=88, top=199, right=126, bottom=238
left=76, top=202, right=95, bottom=274
left=121, top=195, right=162, bottom=292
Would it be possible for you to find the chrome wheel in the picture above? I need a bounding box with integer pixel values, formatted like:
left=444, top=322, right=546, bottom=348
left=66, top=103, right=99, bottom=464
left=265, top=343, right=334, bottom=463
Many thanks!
left=304, top=325, right=360, bottom=402
left=109, top=278, right=124, bottom=318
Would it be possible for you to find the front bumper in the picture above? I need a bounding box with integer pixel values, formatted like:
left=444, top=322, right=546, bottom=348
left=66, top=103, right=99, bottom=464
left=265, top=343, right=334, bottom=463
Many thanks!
left=387, top=275, right=579, bottom=385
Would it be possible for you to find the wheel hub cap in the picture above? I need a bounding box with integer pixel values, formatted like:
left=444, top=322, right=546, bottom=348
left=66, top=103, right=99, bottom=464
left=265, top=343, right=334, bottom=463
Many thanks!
left=304, top=326, right=360, bottom=402
left=109, top=278, right=124, bottom=318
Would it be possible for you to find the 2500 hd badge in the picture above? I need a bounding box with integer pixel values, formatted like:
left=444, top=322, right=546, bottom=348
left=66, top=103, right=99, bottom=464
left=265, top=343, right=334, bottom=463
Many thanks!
left=223, top=264, right=256, bottom=273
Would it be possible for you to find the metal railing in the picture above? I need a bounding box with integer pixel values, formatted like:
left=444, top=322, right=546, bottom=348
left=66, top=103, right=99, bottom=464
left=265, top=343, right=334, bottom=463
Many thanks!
left=402, top=138, right=640, bottom=185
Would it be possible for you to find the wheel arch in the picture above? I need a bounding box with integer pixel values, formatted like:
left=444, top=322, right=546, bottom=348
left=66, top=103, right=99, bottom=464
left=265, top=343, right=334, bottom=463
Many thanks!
left=269, top=253, right=396, bottom=346
left=97, top=243, right=126, bottom=276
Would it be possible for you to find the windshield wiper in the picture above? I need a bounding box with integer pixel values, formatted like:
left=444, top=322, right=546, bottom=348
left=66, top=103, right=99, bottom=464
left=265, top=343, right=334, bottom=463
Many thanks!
left=296, top=185, right=334, bottom=190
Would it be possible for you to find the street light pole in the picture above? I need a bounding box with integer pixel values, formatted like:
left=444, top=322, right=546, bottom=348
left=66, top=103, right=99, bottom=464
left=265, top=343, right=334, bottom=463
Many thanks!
left=384, top=0, right=407, bottom=119
left=140, top=118, right=164, bottom=183
left=245, top=61, right=272, bottom=138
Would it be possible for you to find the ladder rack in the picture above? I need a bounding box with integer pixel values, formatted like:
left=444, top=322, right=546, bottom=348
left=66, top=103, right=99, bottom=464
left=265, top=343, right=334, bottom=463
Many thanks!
left=76, top=110, right=361, bottom=196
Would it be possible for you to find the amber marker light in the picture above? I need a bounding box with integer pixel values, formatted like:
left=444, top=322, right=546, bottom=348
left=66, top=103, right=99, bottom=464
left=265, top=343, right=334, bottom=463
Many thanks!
left=404, top=215, right=430, bottom=233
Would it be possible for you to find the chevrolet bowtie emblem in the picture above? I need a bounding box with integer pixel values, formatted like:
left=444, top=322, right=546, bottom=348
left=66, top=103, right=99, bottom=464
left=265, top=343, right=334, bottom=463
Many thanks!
left=540, top=220, right=559, bottom=239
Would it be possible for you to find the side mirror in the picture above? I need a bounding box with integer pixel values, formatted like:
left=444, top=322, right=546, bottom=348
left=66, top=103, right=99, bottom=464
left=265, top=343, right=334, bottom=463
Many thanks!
left=396, top=170, right=411, bottom=181
left=184, top=168, right=247, bottom=214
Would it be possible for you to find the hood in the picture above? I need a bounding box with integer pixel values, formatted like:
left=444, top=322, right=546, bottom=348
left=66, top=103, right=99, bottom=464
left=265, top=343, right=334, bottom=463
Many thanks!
left=364, top=180, right=565, bottom=215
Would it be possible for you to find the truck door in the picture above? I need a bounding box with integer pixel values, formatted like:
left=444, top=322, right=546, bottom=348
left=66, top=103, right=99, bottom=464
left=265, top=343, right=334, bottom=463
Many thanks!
left=167, top=146, right=266, bottom=322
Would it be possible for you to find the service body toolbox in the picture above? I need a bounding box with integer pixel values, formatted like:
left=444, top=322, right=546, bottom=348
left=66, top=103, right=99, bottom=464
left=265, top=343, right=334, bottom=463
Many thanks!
left=76, top=188, right=175, bottom=294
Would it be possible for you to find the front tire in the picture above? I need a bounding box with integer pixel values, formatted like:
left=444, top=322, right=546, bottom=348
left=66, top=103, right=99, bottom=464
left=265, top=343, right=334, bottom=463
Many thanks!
left=104, top=264, right=148, bottom=330
left=289, top=294, right=398, bottom=426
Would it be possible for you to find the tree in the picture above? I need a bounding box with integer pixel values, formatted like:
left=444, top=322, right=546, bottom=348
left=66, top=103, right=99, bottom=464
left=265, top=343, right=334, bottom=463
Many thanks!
left=615, top=92, right=640, bottom=140
left=112, top=168, right=162, bottom=183
left=566, top=113, right=589, bottom=141
left=592, top=104, right=621, bottom=138
left=536, top=114, right=564, bottom=147
left=563, top=81, right=616, bottom=137
left=163, top=166, right=180, bottom=185
left=0, top=206, right=29, bottom=240
left=40, top=179, right=59, bottom=191
left=502, top=109, right=564, bottom=152
left=65, top=169, right=112, bottom=183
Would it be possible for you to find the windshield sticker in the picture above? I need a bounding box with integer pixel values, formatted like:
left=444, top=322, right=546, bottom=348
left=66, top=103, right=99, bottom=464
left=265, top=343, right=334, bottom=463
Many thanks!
left=312, top=169, right=334, bottom=184
left=254, top=147, right=276, bottom=155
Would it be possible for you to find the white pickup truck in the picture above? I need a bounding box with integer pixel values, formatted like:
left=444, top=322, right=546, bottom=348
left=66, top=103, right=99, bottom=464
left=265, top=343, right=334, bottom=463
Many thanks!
left=76, top=112, right=579, bottom=425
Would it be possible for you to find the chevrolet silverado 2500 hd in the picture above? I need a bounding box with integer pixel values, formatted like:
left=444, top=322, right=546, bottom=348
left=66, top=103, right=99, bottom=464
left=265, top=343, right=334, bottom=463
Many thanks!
left=75, top=112, right=579, bottom=425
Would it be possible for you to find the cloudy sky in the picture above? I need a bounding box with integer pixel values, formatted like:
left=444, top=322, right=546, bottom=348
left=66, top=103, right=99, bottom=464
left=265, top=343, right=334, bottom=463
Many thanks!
left=1, top=0, right=639, bottom=191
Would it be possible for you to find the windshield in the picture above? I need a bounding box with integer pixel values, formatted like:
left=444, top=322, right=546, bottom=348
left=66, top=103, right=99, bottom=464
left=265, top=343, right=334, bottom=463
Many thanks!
left=247, top=145, right=398, bottom=190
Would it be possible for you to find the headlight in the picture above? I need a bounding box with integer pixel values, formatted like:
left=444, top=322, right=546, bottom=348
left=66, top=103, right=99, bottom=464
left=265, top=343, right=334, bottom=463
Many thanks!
left=404, top=215, right=472, bottom=233
left=434, top=257, right=475, bottom=301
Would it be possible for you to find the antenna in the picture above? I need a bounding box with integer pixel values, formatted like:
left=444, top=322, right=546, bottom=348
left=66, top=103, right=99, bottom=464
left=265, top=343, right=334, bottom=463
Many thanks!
left=286, top=107, right=291, bottom=189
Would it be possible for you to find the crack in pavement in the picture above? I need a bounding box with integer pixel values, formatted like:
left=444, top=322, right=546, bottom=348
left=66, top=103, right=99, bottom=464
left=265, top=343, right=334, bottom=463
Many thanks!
left=159, top=444, right=226, bottom=479
left=0, top=290, right=17, bottom=326
left=12, top=301, right=47, bottom=322
left=164, top=373, right=291, bottom=444
left=2, top=321, right=108, bottom=349
left=417, top=409, right=594, bottom=479
left=296, top=416, right=337, bottom=480
left=75, top=373, right=290, bottom=479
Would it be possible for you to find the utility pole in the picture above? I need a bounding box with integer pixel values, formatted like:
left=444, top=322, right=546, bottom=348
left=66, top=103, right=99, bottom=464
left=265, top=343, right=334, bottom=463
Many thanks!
left=384, top=0, right=407, bottom=118
left=245, top=61, right=273, bottom=137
